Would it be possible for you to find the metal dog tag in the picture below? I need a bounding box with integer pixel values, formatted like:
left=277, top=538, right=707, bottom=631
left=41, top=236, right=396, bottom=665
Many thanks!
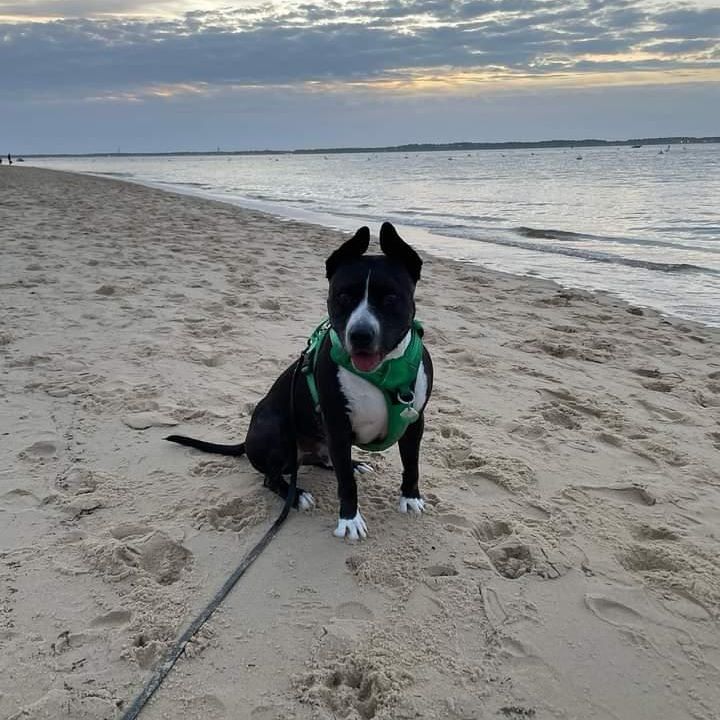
left=400, top=406, right=420, bottom=422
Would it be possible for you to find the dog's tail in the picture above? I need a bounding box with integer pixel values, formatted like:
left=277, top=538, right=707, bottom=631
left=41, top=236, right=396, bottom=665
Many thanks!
left=165, top=434, right=246, bottom=456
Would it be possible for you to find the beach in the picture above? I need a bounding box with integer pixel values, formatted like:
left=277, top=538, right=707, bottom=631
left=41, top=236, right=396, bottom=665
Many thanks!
left=1, top=165, right=719, bottom=719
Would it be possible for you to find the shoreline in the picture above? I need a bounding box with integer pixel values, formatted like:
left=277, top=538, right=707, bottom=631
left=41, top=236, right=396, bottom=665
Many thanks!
left=1, top=166, right=719, bottom=719
left=20, top=163, right=720, bottom=332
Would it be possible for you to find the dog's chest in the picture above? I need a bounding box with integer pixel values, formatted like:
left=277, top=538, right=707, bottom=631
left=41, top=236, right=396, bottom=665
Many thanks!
left=338, top=369, right=388, bottom=444
left=337, top=364, right=427, bottom=445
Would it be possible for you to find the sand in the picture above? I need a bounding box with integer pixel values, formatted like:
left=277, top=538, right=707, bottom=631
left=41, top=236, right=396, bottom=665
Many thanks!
left=1, top=165, right=719, bottom=720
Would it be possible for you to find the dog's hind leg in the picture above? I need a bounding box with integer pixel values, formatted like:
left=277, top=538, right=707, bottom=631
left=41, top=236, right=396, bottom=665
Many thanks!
left=263, top=473, right=315, bottom=511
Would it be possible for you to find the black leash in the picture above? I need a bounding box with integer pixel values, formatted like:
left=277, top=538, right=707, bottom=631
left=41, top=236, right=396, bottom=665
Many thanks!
left=120, top=354, right=305, bottom=720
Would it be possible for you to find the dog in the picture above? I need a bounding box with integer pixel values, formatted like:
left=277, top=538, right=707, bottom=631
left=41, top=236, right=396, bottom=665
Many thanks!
left=167, top=221, right=433, bottom=540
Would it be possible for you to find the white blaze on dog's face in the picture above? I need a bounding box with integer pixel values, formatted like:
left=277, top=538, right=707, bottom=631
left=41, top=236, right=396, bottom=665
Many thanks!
left=325, top=224, right=422, bottom=373
left=343, top=272, right=382, bottom=371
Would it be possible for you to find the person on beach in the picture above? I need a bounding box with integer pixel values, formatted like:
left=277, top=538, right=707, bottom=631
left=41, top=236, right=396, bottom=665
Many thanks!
left=7, top=153, right=12, bottom=165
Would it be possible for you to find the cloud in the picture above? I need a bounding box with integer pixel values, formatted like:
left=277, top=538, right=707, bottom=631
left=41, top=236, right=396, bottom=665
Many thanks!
left=1, top=0, right=718, bottom=103
left=654, top=6, right=720, bottom=37
left=0, top=0, right=178, bottom=18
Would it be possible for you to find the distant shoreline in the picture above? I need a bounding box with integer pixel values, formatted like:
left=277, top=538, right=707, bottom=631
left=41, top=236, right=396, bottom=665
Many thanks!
left=22, top=135, right=720, bottom=159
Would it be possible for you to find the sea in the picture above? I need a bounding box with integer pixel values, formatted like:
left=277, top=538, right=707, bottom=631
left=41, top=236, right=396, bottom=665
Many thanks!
left=27, top=144, right=720, bottom=327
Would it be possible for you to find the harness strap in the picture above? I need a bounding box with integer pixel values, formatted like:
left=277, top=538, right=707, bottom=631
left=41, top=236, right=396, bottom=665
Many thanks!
left=301, top=320, right=329, bottom=412
left=302, top=319, right=424, bottom=452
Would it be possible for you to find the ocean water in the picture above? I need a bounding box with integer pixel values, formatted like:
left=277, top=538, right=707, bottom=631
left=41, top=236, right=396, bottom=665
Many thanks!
left=28, top=144, right=720, bottom=327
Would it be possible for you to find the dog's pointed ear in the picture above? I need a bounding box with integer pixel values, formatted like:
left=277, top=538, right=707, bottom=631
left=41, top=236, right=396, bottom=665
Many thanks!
left=379, top=222, right=422, bottom=283
left=326, top=226, right=370, bottom=279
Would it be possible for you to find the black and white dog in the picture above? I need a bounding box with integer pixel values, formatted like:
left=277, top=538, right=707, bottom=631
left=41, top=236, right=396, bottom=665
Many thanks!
left=167, top=222, right=433, bottom=540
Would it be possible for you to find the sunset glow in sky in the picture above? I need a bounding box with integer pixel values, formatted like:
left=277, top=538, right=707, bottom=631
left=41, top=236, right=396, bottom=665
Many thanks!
left=2, top=0, right=719, bottom=153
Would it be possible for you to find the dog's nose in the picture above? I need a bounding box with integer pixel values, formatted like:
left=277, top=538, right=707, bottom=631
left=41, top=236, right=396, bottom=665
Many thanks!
left=348, top=325, right=375, bottom=350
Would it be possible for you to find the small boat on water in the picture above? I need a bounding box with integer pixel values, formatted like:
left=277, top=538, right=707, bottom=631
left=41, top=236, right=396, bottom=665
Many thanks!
left=631, top=144, right=642, bottom=149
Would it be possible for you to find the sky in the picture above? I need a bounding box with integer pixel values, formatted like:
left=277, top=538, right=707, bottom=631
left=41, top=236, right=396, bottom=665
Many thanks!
left=1, top=0, right=719, bottom=153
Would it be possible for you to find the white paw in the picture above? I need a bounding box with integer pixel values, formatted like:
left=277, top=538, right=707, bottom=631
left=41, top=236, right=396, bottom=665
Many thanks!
left=298, top=491, right=315, bottom=511
left=399, top=496, right=425, bottom=514
left=354, top=463, right=373, bottom=476
left=333, top=511, right=368, bottom=540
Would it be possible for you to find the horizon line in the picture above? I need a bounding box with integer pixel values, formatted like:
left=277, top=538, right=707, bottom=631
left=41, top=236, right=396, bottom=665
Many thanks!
left=18, top=135, right=720, bottom=158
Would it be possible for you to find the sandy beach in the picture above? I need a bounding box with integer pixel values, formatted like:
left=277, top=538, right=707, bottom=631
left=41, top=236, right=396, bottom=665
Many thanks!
left=1, top=165, right=719, bottom=720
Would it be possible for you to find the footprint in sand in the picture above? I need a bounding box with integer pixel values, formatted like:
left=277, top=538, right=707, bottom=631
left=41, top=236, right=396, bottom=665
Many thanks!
left=473, top=518, right=513, bottom=543
left=519, top=337, right=614, bottom=364
left=122, top=411, right=178, bottom=430
left=584, top=594, right=645, bottom=628
left=633, top=439, right=688, bottom=467
left=693, top=389, right=720, bottom=408
left=19, top=440, right=57, bottom=459
left=474, top=517, right=567, bottom=580
left=596, top=431, right=624, bottom=447
left=88, top=529, right=192, bottom=585
left=632, top=367, right=662, bottom=379
left=439, top=425, right=470, bottom=440
left=707, top=371, right=720, bottom=394
left=658, top=588, right=714, bottom=621
left=91, top=609, right=132, bottom=628
left=631, top=524, right=680, bottom=541
left=580, top=483, right=657, bottom=506
left=642, top=379, right=678, bottom=393
left=549, top=323, right=581, bottom=334
left=334, top=601, right=374, bottom=620
left=486, top=541, right=535, bottom=579
left=176, top=694, right=227, bottom=719
left=194, top=493, right=270, bottom=532
left=1, top=488, right=42, bottom=508
left=438, top=511, right=473, bottom=533
left=618, top=542, right=682, bottom=574
left=635, top=398, right=688, bottom=423
left=425, top=563, right=459, bottom=577
left=299, top=655, right=400, bottom=720
left=540, top=405, right=582, bottom=430
left=461, top=454, right=536, bottom=496
left=258, top=298, right=281, bottom=311
left=138, top=531, right=193, bottom=585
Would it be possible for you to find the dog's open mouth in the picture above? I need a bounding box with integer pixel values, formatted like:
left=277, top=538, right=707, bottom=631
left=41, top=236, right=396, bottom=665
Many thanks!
left=351, top=351, right=384, bottom=373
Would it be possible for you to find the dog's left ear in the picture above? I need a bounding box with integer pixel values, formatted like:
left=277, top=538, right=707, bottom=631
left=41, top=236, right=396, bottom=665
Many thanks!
left=379, top=222, right=422, bottom=283
left=326, top=226, right=370, bottom=279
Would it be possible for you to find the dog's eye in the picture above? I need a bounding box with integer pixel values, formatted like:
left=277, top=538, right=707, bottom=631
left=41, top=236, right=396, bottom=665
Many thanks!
left=337, top=292, right=353, bottom=306
left=383, top=293, right=398, bottom=307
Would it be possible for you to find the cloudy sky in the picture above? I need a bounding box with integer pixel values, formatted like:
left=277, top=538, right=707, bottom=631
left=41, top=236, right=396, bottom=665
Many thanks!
left=2, top=0, right=719, bottom=153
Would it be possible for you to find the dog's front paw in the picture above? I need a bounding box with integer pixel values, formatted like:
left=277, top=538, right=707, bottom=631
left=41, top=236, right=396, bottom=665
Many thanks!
left=399, top=496, right=425, bottom=514
left=297, top=491, right=315, bottom=511
left=333, top=511, right=368, bottom=541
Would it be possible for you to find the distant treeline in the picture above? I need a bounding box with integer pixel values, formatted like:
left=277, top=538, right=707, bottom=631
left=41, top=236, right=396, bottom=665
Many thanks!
left=26, top=136, right=720, bottom=158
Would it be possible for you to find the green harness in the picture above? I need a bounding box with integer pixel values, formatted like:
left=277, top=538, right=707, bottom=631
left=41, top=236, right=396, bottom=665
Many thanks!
left=302, top=319, right=424, bottom=452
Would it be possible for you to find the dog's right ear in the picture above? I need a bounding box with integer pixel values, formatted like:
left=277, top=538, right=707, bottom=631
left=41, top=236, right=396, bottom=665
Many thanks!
left=325, top=226, right=370, bottom=279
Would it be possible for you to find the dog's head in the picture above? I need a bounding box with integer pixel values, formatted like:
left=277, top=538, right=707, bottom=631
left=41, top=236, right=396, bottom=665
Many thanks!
left=326, top=222, right=422, bottom=372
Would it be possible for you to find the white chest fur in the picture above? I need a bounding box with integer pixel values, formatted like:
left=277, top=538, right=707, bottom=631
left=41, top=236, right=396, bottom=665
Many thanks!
left=337, top=361, right=428, bottom=446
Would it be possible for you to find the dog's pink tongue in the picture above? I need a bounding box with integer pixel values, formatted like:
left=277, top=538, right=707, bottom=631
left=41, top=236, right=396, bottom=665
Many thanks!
left=351, top=352, right=382, bottom=372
